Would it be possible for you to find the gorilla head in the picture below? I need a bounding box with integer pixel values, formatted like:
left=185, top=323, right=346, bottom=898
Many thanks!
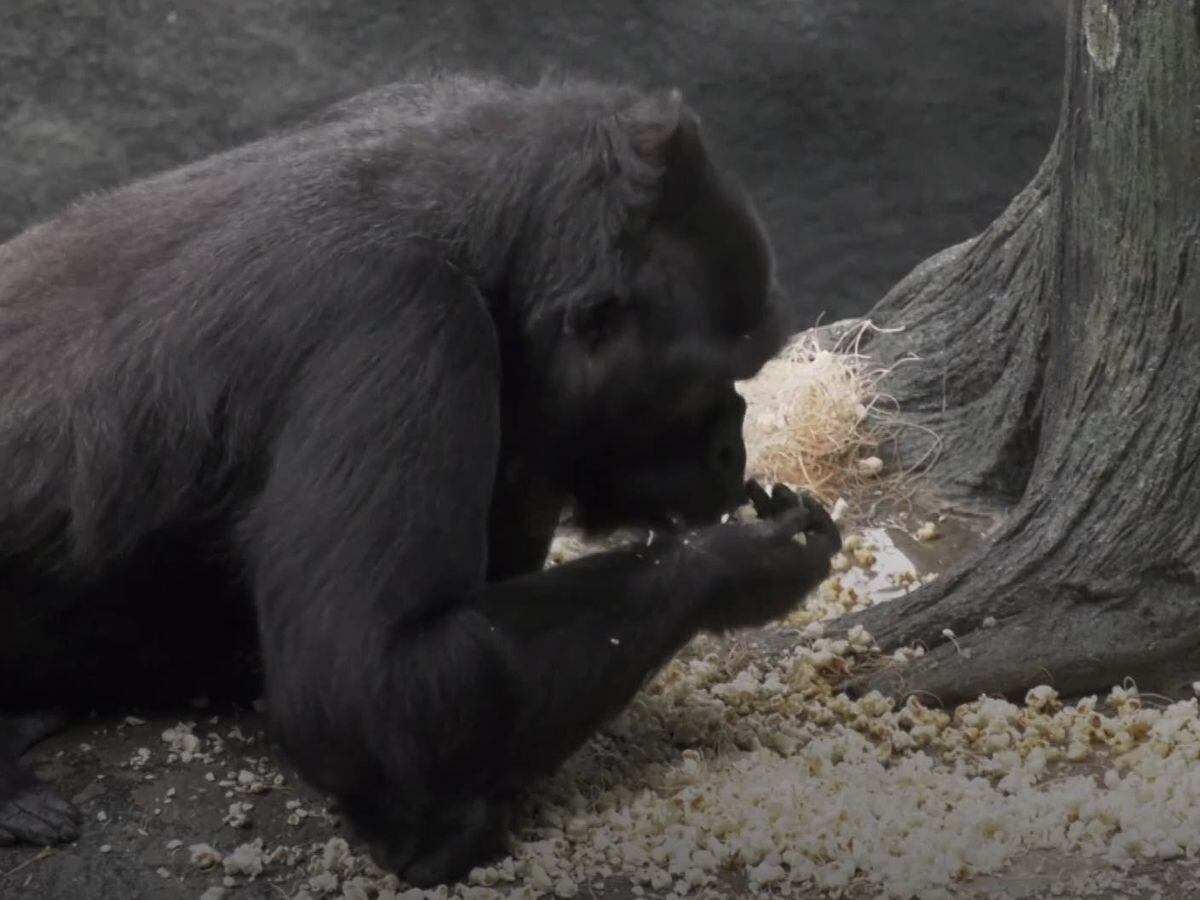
left=504, top=88, right=786, bottom=531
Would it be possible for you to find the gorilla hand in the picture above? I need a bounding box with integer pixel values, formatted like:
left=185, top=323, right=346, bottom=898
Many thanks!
left=693, top=480, right=842, bottom=632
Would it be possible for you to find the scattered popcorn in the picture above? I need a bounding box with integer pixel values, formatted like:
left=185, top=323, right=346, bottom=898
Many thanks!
left=309, top=871, right=340, bottom=894
left=830, top=497, right=850, bottom=522
left=915, top=521, right=940, bottom=541
left=190, top=844, right=223, bottom=869
left=38, top=491, right=1200, bottom=899
left=231, top=769, right=270, bottom=794
left=856, top=455, right=884, bottom=476
left=223, top=839, right=266, bottom=878
left=223, top=801, right=255, bottom=829
left=129, top=747, right=152, bottom=769
left=161, top=722, right=206, bottom=764
left=733, top=502, right=758, bottom=524
left=471, top=521, right=1200, bottom=899
left=852, top=546, right=877, bottom=568
left=1026, top=685, right=1062, bottom=713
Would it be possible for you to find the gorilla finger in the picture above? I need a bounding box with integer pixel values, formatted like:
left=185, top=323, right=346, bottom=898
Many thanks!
left=745, top=480, right=773, bottom=519
left=13, top=793, right=79, bottom=838
left=801, top=532, right=841, bottom=564
left=0, top=826, right=13, bottom=846
left=0, top=806, right=61, bottom=845
left=13, top=801, right=76, bottom=844
left=760, top=507, right=809, bottom=541
left=41, top=794, right=81, bottom=823
left=49, top=808, right=81, bottom=841
left=767, top=483, right=800, bottom=516
left=800, top=494, right=841, bottom=546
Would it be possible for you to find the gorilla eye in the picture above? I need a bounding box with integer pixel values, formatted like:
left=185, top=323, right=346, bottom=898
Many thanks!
left=570, top=295, right=624, bottom=346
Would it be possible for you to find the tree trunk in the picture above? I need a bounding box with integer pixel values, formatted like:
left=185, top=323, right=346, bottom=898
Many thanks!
left=835, top=0, right=1200, bottom=705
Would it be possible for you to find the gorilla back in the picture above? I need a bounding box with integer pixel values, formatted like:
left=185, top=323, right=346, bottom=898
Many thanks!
left=0, top=75, right=841, bottom=883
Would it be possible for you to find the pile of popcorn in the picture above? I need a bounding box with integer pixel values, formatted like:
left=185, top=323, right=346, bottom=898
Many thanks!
left=183, top=528, right=1200, bottom=899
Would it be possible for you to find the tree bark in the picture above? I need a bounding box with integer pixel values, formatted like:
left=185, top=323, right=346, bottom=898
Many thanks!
left=835, top=0, right=1200, bottom=704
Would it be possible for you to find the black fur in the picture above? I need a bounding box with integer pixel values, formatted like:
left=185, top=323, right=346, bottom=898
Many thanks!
left=0, top=74, right=840, bottom=884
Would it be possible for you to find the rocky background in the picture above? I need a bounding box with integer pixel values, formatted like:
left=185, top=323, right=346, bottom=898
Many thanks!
left=0, top=0, right=1065, bottom=326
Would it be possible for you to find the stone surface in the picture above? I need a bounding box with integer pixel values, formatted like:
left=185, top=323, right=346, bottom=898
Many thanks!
left=0, top=0, right=1065, bottom=324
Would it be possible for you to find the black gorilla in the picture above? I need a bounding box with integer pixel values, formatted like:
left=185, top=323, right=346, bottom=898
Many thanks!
left=0, top=75, right=841, bottom=885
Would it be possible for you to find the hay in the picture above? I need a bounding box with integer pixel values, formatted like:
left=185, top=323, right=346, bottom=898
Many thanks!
left=736, top=320, right=923, bottom=509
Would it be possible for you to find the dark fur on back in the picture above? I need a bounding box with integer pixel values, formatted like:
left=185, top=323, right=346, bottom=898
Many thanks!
left=0, top=74, right=838, bottom=885
left=0, top=75, right=663, bottom=570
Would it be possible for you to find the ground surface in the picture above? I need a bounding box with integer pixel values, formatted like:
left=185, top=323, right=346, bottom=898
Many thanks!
left=7, top=503, right=1200, bottom=900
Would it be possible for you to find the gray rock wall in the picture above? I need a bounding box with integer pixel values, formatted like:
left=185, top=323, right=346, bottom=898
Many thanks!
left=0, top=0, right=1064, bottom=324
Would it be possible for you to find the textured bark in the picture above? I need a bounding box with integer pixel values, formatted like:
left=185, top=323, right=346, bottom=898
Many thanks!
left=835, top=0, right=1200, bottom=704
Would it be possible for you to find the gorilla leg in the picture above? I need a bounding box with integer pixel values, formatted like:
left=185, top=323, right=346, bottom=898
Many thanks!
left=0, top=536, right=259, bottom=846
left=0, top=711, right=78, bottom=846
left=0, top=539, right=259, bottom=714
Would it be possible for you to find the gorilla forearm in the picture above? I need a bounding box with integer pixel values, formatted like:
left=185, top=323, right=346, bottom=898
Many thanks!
left=272, top=544, right=715, bottom=882
left=307, top=500, right=837, bottom=887
left=473, top=538, right=717, bottom=765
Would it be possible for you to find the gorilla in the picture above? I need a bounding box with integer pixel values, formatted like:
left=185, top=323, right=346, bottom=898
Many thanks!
left=0, top=75, right=841, bottom=885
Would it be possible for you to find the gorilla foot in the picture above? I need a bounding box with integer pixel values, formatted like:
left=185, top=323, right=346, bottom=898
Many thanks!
left=370, top=797, right=510, bottom=888
left=0, top=771, right=81, bottom=847
left=0, top=711, right=80, bottom=846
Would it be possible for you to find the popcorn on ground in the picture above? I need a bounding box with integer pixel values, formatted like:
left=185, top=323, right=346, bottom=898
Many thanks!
left=200, top=535, right=1200, bottom=900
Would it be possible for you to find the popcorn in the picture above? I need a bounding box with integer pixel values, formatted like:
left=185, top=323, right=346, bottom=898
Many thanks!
left=151, top=503, right=1200, bottom=899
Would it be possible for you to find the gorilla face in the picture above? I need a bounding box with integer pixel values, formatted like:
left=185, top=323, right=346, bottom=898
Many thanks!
left=568, top=379, right=751, bottom=531
left=556, top=143, right=787, bottom=531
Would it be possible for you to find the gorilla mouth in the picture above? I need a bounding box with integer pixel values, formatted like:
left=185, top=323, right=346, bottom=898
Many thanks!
left=570, top=476, right=743, bottom=535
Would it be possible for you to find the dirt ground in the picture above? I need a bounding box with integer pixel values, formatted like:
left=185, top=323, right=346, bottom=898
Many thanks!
left=3, top=506, right=1199, bottom=900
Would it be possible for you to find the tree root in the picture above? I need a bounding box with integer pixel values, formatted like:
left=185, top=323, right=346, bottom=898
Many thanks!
left=845, top=574, right=1200, bottom=705
left=817, top=2, right=1200, bottom=709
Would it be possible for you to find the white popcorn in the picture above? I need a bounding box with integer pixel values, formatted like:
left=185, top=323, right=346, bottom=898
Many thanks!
left=189, top=844, right=223, bottom=869
left=915, top=521, right=940, bottom=541
left=130, top=512, right=1200, bottom=900
left=856, top=455, right=884, bottom=476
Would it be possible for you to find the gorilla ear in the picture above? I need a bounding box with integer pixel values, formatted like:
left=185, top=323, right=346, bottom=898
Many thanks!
left=618, top=88, right=707, bottom=181
left=621, top=89, right=684, bottom=163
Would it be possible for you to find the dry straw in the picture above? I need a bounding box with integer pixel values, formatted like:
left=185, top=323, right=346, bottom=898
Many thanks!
left=737, top=319, right=927, bottom=511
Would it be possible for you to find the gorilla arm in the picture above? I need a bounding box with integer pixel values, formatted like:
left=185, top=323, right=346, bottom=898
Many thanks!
left=238, top=258, right=836, bottom=886
left=467, top=501, right=837, bottom=786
